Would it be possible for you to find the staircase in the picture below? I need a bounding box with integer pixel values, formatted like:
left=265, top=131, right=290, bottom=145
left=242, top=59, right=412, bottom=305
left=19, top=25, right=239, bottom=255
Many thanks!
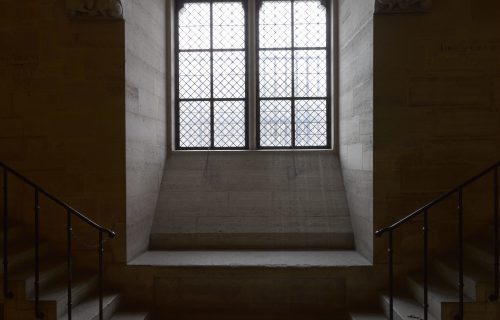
left=0, top=162, right=150, bottom=319
left=3, top=161, right=499, bottom=319
left=351, top=162, right=500, bottom=320
left=1, top=223, right=150, bottom=320
left=350, top=235, right=499, bottom=319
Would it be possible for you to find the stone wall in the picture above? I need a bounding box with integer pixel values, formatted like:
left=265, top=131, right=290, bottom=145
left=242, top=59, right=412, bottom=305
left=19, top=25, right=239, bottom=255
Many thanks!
left=373, top=0, right=500, bottom=261
left=0, top=0, right=169, bottom=263
left=338, top=0, right=374, bottom=261
left=107, top=257, right=384, bottom=315
left=0, top=0, right=126, bottom=260
left=151, top=151, right=354, bottom=250
left=124, top=0, right=167, bottom=260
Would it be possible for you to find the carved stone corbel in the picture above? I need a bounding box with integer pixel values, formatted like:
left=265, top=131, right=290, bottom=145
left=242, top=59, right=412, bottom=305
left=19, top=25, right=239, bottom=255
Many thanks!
left=375, top=0, right=432, bottom=14
left=67, top=0, right=124, bottom=19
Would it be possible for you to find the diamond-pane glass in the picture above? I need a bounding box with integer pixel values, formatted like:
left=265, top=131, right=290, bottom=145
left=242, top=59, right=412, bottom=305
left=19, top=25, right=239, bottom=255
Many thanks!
left=294, top=50, right=327, bottom=97
left=294, top=1, right=327, bottom=47
left=259, top=1, right=291, bottom=48
left=214, top=51, right=246, bottom=98
left=259, top=50, right=292, bottom=98
left=258, top=0, right=329, bottom=148
left=260, top=100, right=292, bottom=147
left=295, top=100, right=328, bottom=147
left=213, top=2, right=245, bottom=49
left=177, top=1, right=248, bottom=149
left=214, top=101, right=246, bottom=147
left=179, top=101, right=211, bottom=148
left=179, top=51, right=211, bottom=99
left=179, top=3, right=211, bottom=49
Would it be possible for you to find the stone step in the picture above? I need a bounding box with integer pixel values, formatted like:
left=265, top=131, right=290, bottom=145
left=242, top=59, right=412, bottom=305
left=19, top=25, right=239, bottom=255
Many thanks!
left=380, top=294, right=438, bottom=320
left=406, top=273, right=473, bottom=320
left=349, top=312, right=387, bottom=320
left=159, top=312, right=343, bottom=320
left=110, top=310, right=150, bottom=320
left=38, top=274, right=98, bottom=318
left=58, top=291, right=121, bottom=320
left=132, top=251, right=369, bottom=317
left=433, top=256, right=494, bottom=302
left=464, top=239, right=497, bottom=272
left=150, top=232, right=355, bottom=250
left=130, top=250, right=370, bottom=268
left=6, top=257, right=66, bottom=299
left=1, top=241, right=49, bottom=273
left=0, top=224, right=26, bottom=245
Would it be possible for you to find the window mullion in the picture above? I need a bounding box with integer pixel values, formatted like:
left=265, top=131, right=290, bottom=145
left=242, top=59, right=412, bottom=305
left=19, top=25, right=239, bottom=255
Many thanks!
left=248, top=0, right=257, bottom=150
left=210, top=1, right=215, bottom=149
left=290, top=0, right=295, bottom=149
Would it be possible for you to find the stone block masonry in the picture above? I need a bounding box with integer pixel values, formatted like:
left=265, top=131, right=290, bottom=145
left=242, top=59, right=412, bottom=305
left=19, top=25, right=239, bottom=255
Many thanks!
left=150, top=151, right=354, bottom=250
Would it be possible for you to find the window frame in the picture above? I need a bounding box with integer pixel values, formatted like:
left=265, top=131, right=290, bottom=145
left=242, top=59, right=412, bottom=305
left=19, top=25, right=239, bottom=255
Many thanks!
left=173, top=0, right=333, bottom=151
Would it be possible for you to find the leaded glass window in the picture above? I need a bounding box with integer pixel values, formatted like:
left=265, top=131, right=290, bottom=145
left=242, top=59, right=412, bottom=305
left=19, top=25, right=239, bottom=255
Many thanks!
left=257, top=0, right=330, bottom=148
left=176, top=1, right=248, bottom=149
left=175, top=0, right=330, bottom=150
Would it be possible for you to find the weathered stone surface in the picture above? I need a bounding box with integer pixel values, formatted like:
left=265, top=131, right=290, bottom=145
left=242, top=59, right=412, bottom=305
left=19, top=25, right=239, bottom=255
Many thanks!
left=151, top=151, right=354, bottom=249
left=409, top=76, right=492, bottom=108
left=106, top=253, right=385, bottom=316
left=0, top=0, right=126, bottom=260
left=338, top=0, right=374, bottom=261
left=373, top=0, right=500, bottom=263
left=124, top=0, right=167, bottom=260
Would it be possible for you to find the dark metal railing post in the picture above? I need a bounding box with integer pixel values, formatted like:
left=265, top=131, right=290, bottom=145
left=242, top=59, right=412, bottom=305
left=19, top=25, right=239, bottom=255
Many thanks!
left=423, top=209, right=429, bottom=320
left=456, top=189, right=464, bottom=320
left=34, top=189, right=44, bottom=319
left=2, top=169, right=13, bottom=299
left=99, top=230, right=104, bottom=320
left=490, top=168, right=499, bottom=302
left=67, top=210, right=73, bottom=320
left=388, top=231, right=394, bottom=320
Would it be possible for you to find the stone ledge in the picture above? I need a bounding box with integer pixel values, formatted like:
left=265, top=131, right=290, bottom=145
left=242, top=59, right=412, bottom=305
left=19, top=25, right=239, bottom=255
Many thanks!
left=129, top=250, right=371, bottom=268
left=149, top=232, right=354, bottom=250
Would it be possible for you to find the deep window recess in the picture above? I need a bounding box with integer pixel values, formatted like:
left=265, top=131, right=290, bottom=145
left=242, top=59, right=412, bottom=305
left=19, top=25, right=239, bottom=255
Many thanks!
left=175, top=0, right=330, bottom=150
left=257, top=0, right=330, bottom=149
left=176, top=0, right=248, bottom=149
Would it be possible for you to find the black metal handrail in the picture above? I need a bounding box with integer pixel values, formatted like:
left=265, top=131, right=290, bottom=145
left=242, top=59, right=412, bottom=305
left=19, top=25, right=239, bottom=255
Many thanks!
left=1, top=161, right=116, bottom=319
left=375, top=161, right=500, bottom=320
